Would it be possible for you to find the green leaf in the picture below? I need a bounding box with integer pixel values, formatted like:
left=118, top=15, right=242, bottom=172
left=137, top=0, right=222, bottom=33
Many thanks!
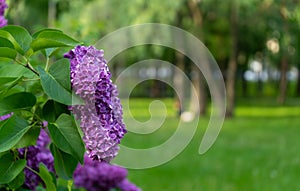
left=0, top=151, right=9, bottom=158
left=26, top=80, right=43, bottom=95
left=0, top=77, right=18, bottom=89
left=0, top=76, right=23, bottom=99
left=74, top=117, right=84, bottom=138
left=1, top=26, right=32, bottom=53
left=0, top=77, right=17, bottom=84
left=49, top=58, right=71, bottom=90
left=50, top=144, right=78, bottom=180
left=42, top=100, right=70, bottom=123
left=14, top=127, right=40, bottom=148
left=31, top=39, right=69, bottom=52
left=45, top=48, right=59, bottom=57
left=31, top=30, right=80, bottom=52
left=0, top=92, right=36, bottom=115
left=0, top=63, right=33, bottom=78
left=32, top=29, right=63, bottom=39
left=0, top=30, right=23, bottom=54
left=57, top=178, right=73, bottom=191
left=0, top=47, right=18, bottom=60
left=38, top=66, right=82, bottom=105
left=38, top=164, right=57, bottom=191
left=0, top=37, right=14, bottom=49
left=0, top=115, right=31, bottom=152
left=8, top=171, right=25, bottom=190
left=48, top=114, right=85, bottom=163
left=0, top=152, right=26, bottom=184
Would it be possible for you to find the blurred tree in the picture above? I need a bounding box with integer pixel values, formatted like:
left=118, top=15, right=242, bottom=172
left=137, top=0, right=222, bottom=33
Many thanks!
left=58, top=0, right=187, bottom=101
left=289, top=3, right=300, bottom=96
left=58, top=0, right=183, bottom=44
left=264, top=0, right=300, bottom=103
left=187, top=0, right=207, bottom=116
left=225, top=0, right=239, bottom=117
left=238, top=0, right=268, bottom=97
left=7, top=0, right=299, bottom=114
left=295, top=5, right=300, bottom=96
left=7, top=0, right=48, bottom=31
left=277, top=1, right=292, bottom=104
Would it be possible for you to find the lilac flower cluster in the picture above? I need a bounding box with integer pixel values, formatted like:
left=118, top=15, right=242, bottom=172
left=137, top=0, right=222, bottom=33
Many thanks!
left=18, top=128, right=55, bottom=190
left=74, top=155, right=141, bottom=191
left=65, top=45, right=127, bottom=162
left=0, top=112, right=13, bottom=121
left=0, top=0, right=8, bottom=27
left=117, top=179, right=142, bottom=191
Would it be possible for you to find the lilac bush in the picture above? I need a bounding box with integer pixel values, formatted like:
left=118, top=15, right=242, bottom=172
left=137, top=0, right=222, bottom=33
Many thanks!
left=0, top=2, right=140, bottom=188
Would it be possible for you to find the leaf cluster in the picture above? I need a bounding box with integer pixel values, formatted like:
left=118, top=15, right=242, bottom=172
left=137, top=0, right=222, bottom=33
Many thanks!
left=0, top=25, right=85, bottom=190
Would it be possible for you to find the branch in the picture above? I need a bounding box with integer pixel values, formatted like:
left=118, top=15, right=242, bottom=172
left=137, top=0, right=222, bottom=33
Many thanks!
left=25, top=62, right=39, bottom=76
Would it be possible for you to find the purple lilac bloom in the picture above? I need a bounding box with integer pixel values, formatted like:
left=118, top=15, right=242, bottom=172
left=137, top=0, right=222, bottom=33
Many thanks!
left=73, top=155, right=128, bottom=191
left=0, top=112, right=13, bottom=121
left=18, top=128, right=55, bottom=190
left=64, top=45, right=127, bottom=162
left=117, top=179, right=142, bottom=191
left=0, top=0, right=7, bottom=15
left=0, top=0, right=8, bottom=27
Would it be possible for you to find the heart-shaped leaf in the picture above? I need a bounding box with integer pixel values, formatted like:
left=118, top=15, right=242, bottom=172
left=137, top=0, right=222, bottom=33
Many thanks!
left=0, top=153, right=26, bottom=184
left=31, top=30, right=80, bottom=52
left=42, top=100, right=70, bottom=123
left=50, top=143, right=78, bottom=180
left=0, top=115, right=31, bottom=152
left=48, top=114, right=85, bottom=163
left=32, top=29, right=63, bottom=39
left=8, top=171, right=25, bottom=190
left=49, top=58, right=71, bottom=91
left=0, top=30, right=23, bottom=54
left=0, top=47, right=18, bottom=60
left=0, top=77, right=18, bottom=89
left=1, top=26, right=32, bottom=53
left=38, top=164, right=57, bottom=191
left=0, top=37, right=14, bottom=49
left=0, top=63, right=33, bottom=78
left=38, top=66, right=82, bottom=105
left=14, top=127, right=40, bottom=148
left=0, top=92, right=36, bottom=115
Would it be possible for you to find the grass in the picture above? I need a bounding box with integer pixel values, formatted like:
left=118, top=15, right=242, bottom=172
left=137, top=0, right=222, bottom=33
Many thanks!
left=112, top=98, right=300, bottom=191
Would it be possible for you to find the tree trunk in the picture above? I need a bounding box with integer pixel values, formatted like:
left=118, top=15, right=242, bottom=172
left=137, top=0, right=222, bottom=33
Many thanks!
left=189, top=65, right=207, bottom=115
left=241, top=68, right=248, bottom=97
left=257, top=72, right=263, bottom=97
left=174, top=52, right=185, bottom=116
left=199, top=71, right=207, bottom=115
left=277, top=56, right=288, bottom=104
left=226, top=0, right=238, bottom=118
left=296, top=65, right=300, bottom=96
left=241, top=55, right=249, bottom=97
left=277, top=1, right=290, bottom=104
left=150, top=80, right=160, bottom=98
left=226, top=60, right=237, bottom=117
left=187, top=0, right=207, bottom=116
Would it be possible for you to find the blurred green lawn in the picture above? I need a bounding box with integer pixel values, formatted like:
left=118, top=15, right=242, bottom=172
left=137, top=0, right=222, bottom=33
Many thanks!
left=115, top=98, right=300, bottom=191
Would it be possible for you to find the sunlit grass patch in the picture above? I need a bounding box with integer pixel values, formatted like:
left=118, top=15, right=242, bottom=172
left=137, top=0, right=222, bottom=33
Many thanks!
left=118, top=98, right=300, bottom=191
